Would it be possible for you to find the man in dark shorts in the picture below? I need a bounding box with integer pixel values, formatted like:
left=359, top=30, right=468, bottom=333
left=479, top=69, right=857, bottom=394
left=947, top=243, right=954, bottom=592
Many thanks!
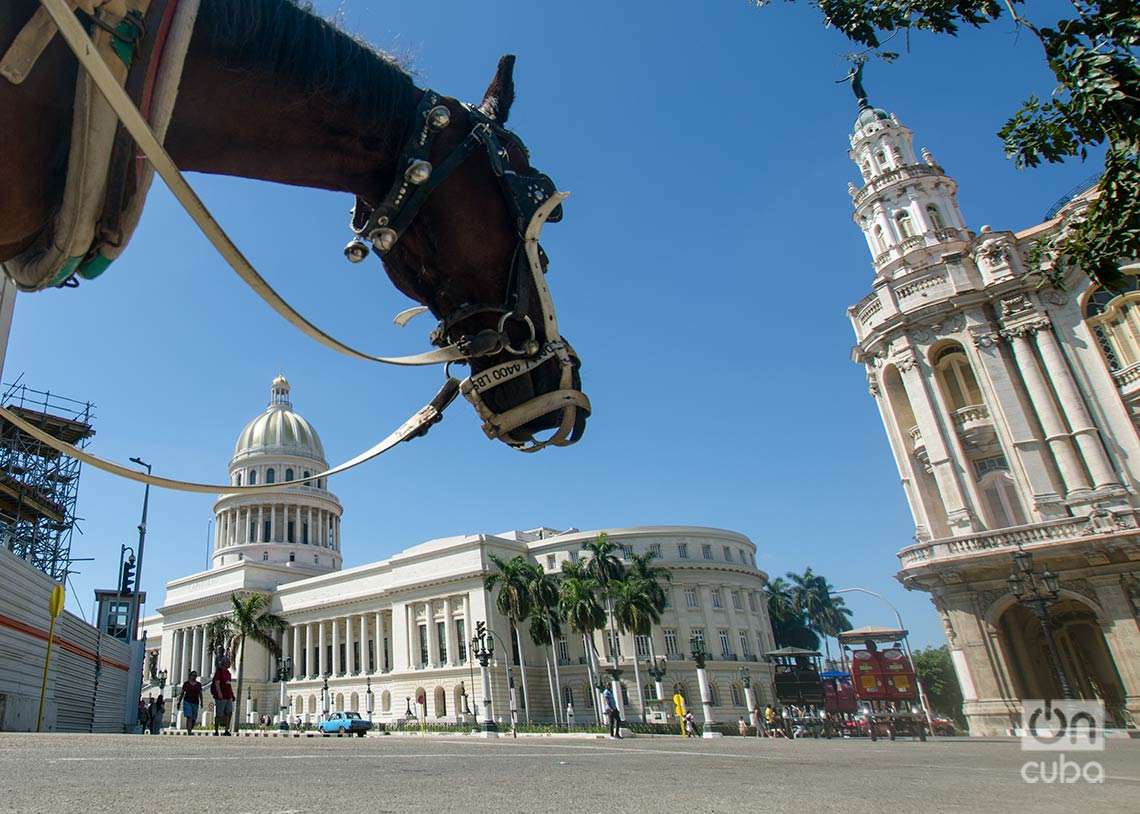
left=211, top=656, right=235, bottom=736
left=177, top=670, right=204, bottom=734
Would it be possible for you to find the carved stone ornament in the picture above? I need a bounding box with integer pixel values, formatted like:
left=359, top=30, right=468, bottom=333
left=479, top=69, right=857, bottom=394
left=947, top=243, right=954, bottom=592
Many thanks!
left=937, top=313, right=966, bottom=334
left=867, top=371, right=880, bottom=397
left=911, top=327, right=935, bottom=344
left=1083, top=504, right=1132, bottom=535
left=978, top=241, right=1013, bottom=267
left=893, top=349, right=919, bottom=372
left=971, top=331, right=1001, bottom=349
left=999, top=317, right=1050, bottom=340
left=1000, top=294, right=1034, bottom=318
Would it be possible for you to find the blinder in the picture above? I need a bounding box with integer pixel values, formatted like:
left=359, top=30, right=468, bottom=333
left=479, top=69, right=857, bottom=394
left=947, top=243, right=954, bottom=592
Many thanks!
left=345, top=90, right=588, bottom=453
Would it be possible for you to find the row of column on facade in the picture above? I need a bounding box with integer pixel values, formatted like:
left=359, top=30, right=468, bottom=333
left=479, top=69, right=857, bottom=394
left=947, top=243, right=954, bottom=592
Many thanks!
left=216, top=503, right=341, bottom=550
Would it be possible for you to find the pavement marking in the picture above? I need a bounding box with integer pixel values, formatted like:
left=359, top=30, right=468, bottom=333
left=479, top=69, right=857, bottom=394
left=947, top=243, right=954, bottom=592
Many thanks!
left=47, top=751, right=633, bottom=763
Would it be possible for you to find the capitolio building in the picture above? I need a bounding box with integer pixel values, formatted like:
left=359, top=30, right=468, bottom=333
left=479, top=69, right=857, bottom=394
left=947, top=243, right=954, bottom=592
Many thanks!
left=845, top=90, right=1140, bottom=734
left=141, top=376, right=777, bottom=728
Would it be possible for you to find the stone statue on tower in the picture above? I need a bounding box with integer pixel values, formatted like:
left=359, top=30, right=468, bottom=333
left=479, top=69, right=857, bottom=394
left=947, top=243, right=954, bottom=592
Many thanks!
left=838, top=58, right=870, bottom=110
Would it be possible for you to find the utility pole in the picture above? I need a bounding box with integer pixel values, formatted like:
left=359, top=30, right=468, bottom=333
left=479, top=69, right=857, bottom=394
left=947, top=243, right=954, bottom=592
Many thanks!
left=127, top=457, right=151, bottom=639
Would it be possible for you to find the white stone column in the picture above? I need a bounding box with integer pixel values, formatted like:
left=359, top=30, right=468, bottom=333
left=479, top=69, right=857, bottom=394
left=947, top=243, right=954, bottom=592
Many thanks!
left=304, top=623, right=313, bottom=678
left=895, top=348, right=979, bottom=532
left=868, top=367, right=934, bottom=538
left=257, top=505, right=264, bottom=544
left=200, top=626, right=211, bottom=678
left=331, top=617, right=340, bottom=676
left=171, top=629, right=184, bottom=687
left=318, top=621, right=327, bottom=677
left=426, top=602, right=439, bottom=667
left=375, top=611, right=385, bottom=672
left=359, top=614, right=367, bottom=674
left=1034, top=327, right=1120, bottom=489
left=270, top=503, right=277, bottom=543
left=390, top=604, right=409, bottom=671
left=444, top=598, right=456, bottom=667
left=292, top=625, right=301, bottom=677
left=190, top=627, right=203, bottom=681
left=345, top=614, right=355, bottom=674
left=1007, top=329, right=1091, bottom=496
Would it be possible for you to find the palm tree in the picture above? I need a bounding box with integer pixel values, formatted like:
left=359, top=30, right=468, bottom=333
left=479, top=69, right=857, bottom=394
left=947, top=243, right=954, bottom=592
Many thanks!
left=558, top=565, right=606, bottom=724
left=527, top=569, right=565, bottom=726
left=765, top=577, right=819, bottom=650
left=204, top=616, right=235, bottom=669
left=581, top=533, right=626, bottom=709
left=611, top=576, right=662, bottom=722
left=627, top=551, right=672, bottom=613
left=484, top=554, right=537, bottom=724
left=787, top=569, right=852, bottom=664
left=225, top=592, right=286, bottom=732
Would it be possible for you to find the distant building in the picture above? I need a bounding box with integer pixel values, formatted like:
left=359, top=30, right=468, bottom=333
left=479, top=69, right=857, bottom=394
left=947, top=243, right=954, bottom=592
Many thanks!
left=141, top=377, right=776, bottom=727
left=846, top=96, right=1140, bottom=734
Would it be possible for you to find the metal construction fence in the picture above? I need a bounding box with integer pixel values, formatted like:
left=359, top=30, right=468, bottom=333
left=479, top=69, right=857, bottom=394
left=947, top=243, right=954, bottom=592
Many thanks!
left=0, top=545, right=132, bottom=731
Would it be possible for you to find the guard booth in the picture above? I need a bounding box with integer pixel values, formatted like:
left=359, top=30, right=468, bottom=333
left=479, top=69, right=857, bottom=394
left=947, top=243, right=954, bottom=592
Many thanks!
left=94, top=588, right=146, bottom=641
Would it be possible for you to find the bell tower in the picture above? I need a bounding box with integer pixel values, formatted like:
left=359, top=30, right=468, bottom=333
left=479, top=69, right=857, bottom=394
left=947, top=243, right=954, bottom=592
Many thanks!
left=846, top=92, right=970, bottom=276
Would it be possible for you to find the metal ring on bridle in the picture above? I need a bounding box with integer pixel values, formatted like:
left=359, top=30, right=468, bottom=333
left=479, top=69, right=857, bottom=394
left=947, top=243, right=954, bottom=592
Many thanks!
left=497, top=312, right=537, bottom=356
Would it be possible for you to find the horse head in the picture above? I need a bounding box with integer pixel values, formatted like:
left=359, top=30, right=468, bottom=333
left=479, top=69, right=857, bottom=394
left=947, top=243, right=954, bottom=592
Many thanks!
left=350, top=55, right=589, bottom=452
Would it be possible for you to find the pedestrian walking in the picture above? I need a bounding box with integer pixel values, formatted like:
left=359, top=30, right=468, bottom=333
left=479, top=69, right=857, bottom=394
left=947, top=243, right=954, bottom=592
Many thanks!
left=737, top=716, right=748, bottom=736
left=178, top=670, right=204, bottom=735
left=683, top=710, right=697, bottom=738
left=602, top=686, right=622, bottom=739
left=151, top=694, right=165, bottom=735
left=137, top=697, right=148, bottom=734
left=211, top=655, right=236, bottom=736
left=750, top=705, right=764, bottom=738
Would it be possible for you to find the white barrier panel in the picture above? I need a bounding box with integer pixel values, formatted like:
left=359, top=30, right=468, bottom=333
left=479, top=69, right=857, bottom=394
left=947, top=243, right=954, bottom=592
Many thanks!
left=0, top=546, right=131, bottom=731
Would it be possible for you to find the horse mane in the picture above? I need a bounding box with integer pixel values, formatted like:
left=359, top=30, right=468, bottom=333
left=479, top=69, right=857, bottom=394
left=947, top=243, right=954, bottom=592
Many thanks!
left=195, top=0, right=419, bottom=136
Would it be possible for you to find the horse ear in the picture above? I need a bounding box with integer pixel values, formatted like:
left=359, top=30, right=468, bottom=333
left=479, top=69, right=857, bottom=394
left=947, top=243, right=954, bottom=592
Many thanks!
left=479, top=54, right=516, bottom=123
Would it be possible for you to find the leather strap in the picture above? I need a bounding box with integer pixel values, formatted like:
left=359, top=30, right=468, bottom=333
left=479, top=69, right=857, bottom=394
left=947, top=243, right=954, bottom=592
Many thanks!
left=0, top=378, right=460, bottom=494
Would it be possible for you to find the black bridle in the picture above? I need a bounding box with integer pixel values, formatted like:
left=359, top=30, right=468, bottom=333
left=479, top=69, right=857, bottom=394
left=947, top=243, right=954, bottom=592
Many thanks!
left=344, top=91, right=589, bottom=452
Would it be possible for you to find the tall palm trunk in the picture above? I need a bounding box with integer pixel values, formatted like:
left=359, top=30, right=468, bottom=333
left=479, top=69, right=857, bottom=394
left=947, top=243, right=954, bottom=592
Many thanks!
left=512, top=623, right=531, bottom=725
left=631, top=646, right=645, bottom=723
left=549, top=620, right=564, bottom=727
left=582, top=633, right=602, bottom=724
left=232, top=635, right=246, bottom=732
left=544, top=650, right=558, bottom=725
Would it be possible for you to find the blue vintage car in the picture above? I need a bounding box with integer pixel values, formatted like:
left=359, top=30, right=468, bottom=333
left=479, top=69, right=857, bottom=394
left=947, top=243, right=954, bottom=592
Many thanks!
left=318, top=711, right=373, bottom=737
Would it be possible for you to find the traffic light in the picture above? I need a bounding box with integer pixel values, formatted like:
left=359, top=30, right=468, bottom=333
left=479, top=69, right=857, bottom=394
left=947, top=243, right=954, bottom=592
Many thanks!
left=120, top=554, right=136, bottom=593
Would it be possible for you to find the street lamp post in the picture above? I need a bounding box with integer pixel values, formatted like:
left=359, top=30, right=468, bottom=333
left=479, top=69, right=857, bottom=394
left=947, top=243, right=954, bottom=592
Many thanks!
left=127, top=457, right=151, bottom=640
left=155, top=669, right=167, bottom=729
left=321, top=674, right=330, bottom=721
left=276, top=656, right=292, bottom=731
left=832, top=586, right=936, bottom=738
left=1007, top=548, right=1072, bottom=700
left=690, top=636, right=721, bottom=739
left=471, top=621, right=498, bottom=737
left=366, top=676, right=374, bottom=724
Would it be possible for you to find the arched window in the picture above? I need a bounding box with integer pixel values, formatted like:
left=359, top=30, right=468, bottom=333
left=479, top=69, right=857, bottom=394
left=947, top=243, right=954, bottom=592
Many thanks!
left=1085, top=274, right=1140, bottom=372
left=562, top=686, right=574, bottom=708
left=249, top=469, right=257, bottom=485
left=895, top=210, right=915, bottom=239
left=926, top=204, right=945, bottom=230
left=285, top=468, right=294, bottom=482
left=875, top=149, right=887, bottom=168
left=266, top=468, right=276, bottom=484
left=731, top=684, right=743, bottom=707
left=708, top=683, right=720, bottom=707
left=235, top=473, right=242, bottom=486
left=933, top=346, right=983, bottom=410
left=980, top=470, right=1027, bottom=529
left=873, top=225, right=886, bottom=253
left=860, top=162, right=871, bottom=180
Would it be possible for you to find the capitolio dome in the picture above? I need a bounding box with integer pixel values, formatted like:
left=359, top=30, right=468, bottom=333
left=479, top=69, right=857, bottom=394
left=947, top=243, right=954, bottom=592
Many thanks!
left=232, top=376, right=326, bottom=464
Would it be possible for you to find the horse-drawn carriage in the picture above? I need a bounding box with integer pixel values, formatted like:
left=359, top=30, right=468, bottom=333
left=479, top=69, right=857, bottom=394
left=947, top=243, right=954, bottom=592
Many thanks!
left=766, top=646, right=830, bottom=738
left=838, top=626, right=928, bottom=741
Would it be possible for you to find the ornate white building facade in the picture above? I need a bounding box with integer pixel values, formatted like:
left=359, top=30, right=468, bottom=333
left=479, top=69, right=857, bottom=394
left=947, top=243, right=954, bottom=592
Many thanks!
left=141, top=378, right=776, bottom=728
left=846, top=96, right=1140, bottom=734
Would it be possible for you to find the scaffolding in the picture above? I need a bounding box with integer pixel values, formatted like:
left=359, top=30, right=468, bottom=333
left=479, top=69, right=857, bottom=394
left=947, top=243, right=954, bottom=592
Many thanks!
left=0, top=382, right=95, bottom=581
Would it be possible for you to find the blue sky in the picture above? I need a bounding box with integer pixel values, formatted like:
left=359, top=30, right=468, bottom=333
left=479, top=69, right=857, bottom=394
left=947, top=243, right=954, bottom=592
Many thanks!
left=6, top=0, right=1098, bottom=646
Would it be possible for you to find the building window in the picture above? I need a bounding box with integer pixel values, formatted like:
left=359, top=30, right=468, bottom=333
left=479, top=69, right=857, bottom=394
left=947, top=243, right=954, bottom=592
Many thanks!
left=621, top=544, right=634, bottom=559
left=875, top=148, right=887, bottom=168
left=711, top=589, right=723, bottom=609
left=873, top=225, right=886, bottom=253
left=1085, top=273, right=1140, bottom=372
left=456, top=620, right=467, bottom=663
left=287, top=521, right=294, bottom=543
left=262, top=551, right=268, bottom=561
left=289, top=553, right=295, bottom=563
left=605, top=630, right=622, bottom=660
left=547, top=554, right=556, bottom=570
left=677, top=543, right=689, bottom=559
left=563, top=685, right=574, bottom=708
left=731, top=591, right=742, bottom=610
left=569, top=550, right=579, bottom=564
left=739, top=549, right=748, bottom=567
left=235, top=473, right=242, bottom=486
left=266, top=468, right=276, bottom=484
left=248, top=469, right=257, bottom=485
left=980, top=470, right=1028, bottom=529
left=748, top=593, right=758, bottom=613
left=926, top=204, right=945, bottom=230
left=664, top=629, right=678, bottom=656
left=895, top=210, right=915, bottom=238
left=368, top=640, right=376, bottom=673
left=708, top=683, right=720, bottom=707
left=684, top=588, right=698, bottom=608
left=690, top=628, right=705, bottom=650
left=649, top=543, right=661, bottom=558
left=934, top=345, right=983, bottom=410
left=718, top=629, right=731, bottom=657
left=740, top=631, right=753, bottom=657
left=731, top=684, right=743, bottom=707
left=557, top=637, right=569, bottom=664
left=436, top=621, right=447, bottom=664
left=701, top=544, right=713, bottom=560
left=285, top=468, right=294, bottom=481
left=662, top=590, right=672, bottom=609
left=249, top=522, right=256, bottom=543
left=418, top=625, right=429, bottom=667
left=723, top=546, right=732, bottom=562
left=635, top=635, right=650, bottom=659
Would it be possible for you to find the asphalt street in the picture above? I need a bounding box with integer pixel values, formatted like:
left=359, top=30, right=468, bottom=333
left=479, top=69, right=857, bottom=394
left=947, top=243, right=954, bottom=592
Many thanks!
left=0, top=733, right=1136, bottom=813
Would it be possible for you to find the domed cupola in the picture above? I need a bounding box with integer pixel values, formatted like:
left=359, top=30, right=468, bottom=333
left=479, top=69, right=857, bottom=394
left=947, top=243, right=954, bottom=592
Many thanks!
left=232, top=375, right=327, bottom=465
left=211, top=376, right=343, bottom=575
